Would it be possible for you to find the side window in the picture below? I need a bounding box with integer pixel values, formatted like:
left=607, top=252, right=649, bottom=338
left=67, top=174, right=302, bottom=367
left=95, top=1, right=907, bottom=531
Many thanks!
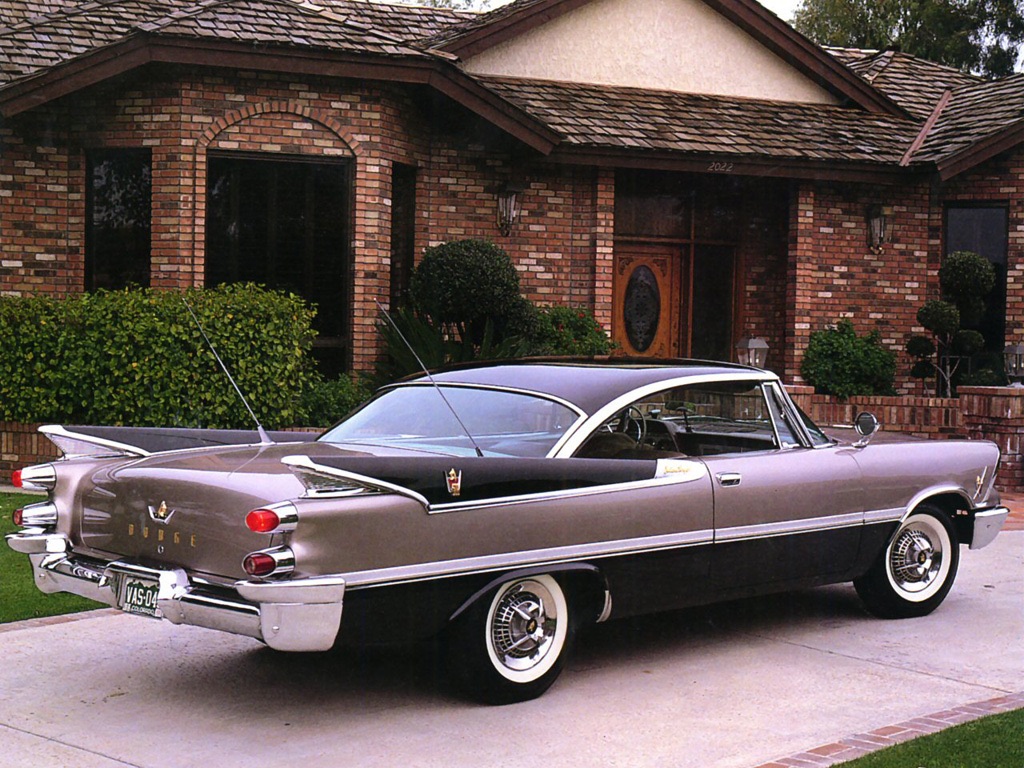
left=575, top=380, right=782, bottom=459
left=764, top=383, right=801, bottom=448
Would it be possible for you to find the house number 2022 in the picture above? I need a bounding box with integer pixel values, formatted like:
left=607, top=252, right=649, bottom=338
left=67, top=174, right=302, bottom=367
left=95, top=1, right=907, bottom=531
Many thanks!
left=707, top=161, right=734, bottom=172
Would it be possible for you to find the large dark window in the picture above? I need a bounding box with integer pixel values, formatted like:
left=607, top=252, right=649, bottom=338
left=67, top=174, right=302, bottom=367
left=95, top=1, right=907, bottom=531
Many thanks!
left=86, top=149, right=152, bottom=290
left=946, top=205, right=1008, bottom=350
left=206, top=153, right=351, bottom=373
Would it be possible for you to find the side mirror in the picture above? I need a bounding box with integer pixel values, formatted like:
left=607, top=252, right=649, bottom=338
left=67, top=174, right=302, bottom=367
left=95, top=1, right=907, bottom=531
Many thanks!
left=853, top=411, right=880, bottom=448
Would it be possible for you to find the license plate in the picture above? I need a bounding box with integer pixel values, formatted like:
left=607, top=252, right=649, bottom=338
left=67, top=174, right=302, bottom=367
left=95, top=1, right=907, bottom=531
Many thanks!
left=118, top=576, right=161, bottom=618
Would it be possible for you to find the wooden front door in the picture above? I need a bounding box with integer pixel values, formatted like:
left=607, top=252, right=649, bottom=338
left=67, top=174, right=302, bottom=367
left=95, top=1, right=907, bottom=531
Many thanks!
left=613, top=244, right=737, bottom=360
left=612, top=246, right=679, bottom=357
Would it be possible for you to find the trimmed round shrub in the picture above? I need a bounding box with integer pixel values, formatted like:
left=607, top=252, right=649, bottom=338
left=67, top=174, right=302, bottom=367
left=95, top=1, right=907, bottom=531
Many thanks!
left=800, top=320, right=897, bottom=399
left=940, top=250, right=996, bottom=304
left=905, top=334, right=936, bottom=358
left=410, top=239, right=522, bottom=345
left=917, top=300, right=960, bottom=337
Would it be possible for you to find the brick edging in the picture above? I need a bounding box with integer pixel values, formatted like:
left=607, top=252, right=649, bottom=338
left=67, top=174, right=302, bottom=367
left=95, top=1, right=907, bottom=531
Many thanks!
left=754, top=691, right=1024, bottom=768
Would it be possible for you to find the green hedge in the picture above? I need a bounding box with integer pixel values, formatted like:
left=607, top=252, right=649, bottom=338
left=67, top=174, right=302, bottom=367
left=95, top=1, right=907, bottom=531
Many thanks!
left=0, top=285, right=321, bottom=429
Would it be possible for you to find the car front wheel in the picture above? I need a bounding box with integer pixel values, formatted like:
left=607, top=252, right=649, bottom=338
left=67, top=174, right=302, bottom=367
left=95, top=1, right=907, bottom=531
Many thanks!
left=855, top=505, right=959, bottom=619
left=449, top=574, right=575, bottom=704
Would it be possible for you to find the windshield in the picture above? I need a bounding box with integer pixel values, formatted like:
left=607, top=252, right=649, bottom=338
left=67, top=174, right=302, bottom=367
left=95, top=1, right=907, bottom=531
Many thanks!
left=319, top=384, right=581, bottom=457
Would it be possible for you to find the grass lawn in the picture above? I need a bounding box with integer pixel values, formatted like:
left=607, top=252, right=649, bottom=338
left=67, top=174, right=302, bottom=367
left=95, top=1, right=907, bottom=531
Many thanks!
left=834, top=707, right=1024, bottom=767
left=0, top=491, right=103, bottom=623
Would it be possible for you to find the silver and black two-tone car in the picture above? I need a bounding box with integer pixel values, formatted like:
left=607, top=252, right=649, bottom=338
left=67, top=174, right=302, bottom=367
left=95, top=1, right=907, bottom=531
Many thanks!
left=7, top=360, right=1009, bottom=703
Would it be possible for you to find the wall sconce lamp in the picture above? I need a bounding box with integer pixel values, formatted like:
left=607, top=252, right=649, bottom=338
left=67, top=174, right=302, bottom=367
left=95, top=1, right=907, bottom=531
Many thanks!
left=497, top=183, right=524, bottom=236
left=736, top=336, right=769, bottom=368
left=867, top=204, right=892, bottom=254
left=1003, top=343, right=1024, bottom=386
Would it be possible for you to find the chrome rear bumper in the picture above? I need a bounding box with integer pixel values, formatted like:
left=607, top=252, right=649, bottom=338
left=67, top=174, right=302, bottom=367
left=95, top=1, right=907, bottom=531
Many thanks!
left=9, top=533, right=344, bottom=652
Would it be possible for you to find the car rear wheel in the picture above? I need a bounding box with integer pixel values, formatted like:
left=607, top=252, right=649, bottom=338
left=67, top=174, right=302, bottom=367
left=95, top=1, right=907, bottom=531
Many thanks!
left=854, top=505, right=959, bottom=619
left=448, top=574, right=575, bottom=704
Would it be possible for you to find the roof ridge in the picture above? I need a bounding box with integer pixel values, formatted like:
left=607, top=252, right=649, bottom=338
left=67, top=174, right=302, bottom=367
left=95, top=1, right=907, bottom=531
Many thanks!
left=136, top=0, right=238, bottom=33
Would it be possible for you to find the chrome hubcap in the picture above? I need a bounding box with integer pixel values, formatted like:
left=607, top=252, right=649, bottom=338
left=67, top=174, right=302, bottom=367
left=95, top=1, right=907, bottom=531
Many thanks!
left=890, top=527, right=941, bottom=591
left=490, top=581, right=557, bottom=672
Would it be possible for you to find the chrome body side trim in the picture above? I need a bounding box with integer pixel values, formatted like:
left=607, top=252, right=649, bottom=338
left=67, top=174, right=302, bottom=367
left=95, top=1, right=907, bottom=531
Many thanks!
left=343, top=529, right=717, bottom=589
left=863, top=507, right=905, bottom=525
left=715, top=512, right=864, bottom=543
left=429, top=459, right=708, bottom=514
left=970, top=506, right=1009, bottom=550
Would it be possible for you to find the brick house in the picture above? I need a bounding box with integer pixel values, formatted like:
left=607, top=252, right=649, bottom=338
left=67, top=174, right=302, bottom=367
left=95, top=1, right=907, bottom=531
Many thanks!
left=0, top=0, right=1021, bottom=387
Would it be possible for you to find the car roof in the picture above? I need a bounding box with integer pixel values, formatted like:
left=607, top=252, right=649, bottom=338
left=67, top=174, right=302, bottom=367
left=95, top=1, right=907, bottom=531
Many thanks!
left=403, top=358, right=776, bottom=416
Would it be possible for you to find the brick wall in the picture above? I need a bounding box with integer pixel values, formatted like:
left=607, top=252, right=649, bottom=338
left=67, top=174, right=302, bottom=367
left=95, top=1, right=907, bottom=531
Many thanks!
left=782, top=178, right=938, bottom=392
left=786, top=385, right=962, bottom=439
left=1, top=66, right=1021, bottom=382
left=0, top=422, right=60, bottom=478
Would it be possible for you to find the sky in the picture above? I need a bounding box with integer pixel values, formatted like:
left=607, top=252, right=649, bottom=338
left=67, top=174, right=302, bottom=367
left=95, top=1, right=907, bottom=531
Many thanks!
left=757, top=0, right=800, bottom=22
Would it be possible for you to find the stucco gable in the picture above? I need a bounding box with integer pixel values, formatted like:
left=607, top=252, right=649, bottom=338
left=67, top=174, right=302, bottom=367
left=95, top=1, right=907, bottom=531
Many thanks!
left=460, top=0, right=841, bottom=105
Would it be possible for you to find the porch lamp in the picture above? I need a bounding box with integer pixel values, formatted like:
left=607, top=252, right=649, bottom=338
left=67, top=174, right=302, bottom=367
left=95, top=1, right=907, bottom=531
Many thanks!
left=736, top=337, right=769, bottom=368
left=496, top=183, right=524, bottom=236
left=1003, top=343, right=1024, bottom=386
left=867, top=204, right=891, bottom=254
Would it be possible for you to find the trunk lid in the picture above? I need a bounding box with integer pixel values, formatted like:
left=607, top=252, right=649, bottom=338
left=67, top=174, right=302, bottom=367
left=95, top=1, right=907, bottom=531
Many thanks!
left=73, top=441, right=365, bottom=581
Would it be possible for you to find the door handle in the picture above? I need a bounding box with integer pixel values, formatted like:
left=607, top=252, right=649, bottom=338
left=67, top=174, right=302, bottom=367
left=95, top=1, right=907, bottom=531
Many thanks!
left=716, top=472, right=742, bottom=487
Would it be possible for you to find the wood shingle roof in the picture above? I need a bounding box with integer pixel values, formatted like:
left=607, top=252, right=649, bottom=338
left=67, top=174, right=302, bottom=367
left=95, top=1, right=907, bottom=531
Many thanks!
left=0, top=0, right=1021, bottom=179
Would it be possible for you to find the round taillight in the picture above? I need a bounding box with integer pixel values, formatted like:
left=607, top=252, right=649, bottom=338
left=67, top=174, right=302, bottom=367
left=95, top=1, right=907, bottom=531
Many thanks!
left=246, top=508, right=280, bottom=534
left=13, top=508, right=24, bottom=526
left=243, top=552, right=277, bottom=577
left=12, top=469, right=22, bottom=488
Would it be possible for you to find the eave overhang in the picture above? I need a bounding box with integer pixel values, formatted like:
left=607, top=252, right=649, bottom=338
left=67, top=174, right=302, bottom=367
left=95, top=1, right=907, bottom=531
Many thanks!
left=935, top=122, right=1024, bottom=181
left=546, top=144, right=932, bottom=184
left=437, top=0, right=910, bottom=119
left=0, top=34, right=561, bottom=154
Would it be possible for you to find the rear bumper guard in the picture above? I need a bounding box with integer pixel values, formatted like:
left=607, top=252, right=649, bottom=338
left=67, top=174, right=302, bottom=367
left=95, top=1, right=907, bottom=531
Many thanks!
left=14, top=537, right=345, bottom=652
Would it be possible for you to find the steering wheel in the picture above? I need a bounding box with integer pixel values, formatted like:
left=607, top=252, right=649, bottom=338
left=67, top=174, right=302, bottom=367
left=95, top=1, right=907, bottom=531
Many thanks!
left=617, top=405, right=647, bottom=445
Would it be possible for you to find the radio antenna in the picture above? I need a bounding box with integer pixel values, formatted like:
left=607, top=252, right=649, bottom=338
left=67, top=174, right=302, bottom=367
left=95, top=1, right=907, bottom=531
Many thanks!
left=183, top=298, right=272, bottom=445
left=375, top=299, right=483, bottom=458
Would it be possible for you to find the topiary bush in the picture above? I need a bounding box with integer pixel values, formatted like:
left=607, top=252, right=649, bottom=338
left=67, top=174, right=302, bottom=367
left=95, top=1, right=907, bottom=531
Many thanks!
left=409, top=239, right=523, bottom=346
left=907, top=250, right=998, bottom=396
left=0, top=284, right=318, bottom=429
left=800, top=320, right=897, bottom=399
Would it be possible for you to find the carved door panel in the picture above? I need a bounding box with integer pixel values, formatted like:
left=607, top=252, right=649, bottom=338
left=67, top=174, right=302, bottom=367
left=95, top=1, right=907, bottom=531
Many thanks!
left=613, top=247, right=679, bottom=357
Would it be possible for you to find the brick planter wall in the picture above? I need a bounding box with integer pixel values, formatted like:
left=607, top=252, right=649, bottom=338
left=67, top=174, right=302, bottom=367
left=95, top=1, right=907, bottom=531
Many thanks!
left=0, top=422, right=60, bottom=479
left=959, top=386, right=1024, bottom=492
left=785, top=386, right=962, bottom=439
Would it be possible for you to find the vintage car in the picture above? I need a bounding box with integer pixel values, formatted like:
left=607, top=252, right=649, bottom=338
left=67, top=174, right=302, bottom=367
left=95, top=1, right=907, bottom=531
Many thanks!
left=7, top=359, right=1009, bottom=703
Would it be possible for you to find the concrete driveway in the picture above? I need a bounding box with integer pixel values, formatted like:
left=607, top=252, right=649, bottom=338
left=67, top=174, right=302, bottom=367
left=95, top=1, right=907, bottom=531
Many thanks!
left=0, top=532, right=1020, bottom=768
